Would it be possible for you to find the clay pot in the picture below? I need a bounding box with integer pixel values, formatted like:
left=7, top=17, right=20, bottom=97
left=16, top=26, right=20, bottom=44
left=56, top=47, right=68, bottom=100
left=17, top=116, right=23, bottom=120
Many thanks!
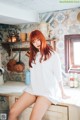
left=20, top=33, right=27, bottom=42
left=7, top=59, right=17, bottom=72
left=14, top=51, right=25, bottom=72
left=14, top=63, right=25, bottom=72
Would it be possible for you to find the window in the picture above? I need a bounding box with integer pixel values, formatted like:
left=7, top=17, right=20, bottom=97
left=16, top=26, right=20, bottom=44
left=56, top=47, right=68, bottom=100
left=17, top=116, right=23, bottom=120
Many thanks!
left=64, top=34, right=80, bottom=73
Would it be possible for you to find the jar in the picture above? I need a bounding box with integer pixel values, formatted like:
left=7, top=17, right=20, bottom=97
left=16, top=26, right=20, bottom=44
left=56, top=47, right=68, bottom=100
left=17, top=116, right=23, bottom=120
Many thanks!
left=20, top=33, right=27, bottom=42
left=74, top=73, right=79, bottom=88
left=69, top=73, right=74, bottom=88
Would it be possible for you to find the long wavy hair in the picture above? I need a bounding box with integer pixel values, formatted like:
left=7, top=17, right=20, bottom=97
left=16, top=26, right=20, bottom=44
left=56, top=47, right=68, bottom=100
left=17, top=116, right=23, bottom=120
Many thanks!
left=29, top=30, right=53, bottom=67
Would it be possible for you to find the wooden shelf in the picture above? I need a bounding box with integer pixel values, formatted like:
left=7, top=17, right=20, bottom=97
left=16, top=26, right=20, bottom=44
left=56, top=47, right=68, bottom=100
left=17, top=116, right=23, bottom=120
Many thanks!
left=1, top=41, right=30, bottom=45
left=1, top=41, right=29, bottom=56
left=12, top=48, right=29, bottom=51
left=1, top=39, right=56, bottom=56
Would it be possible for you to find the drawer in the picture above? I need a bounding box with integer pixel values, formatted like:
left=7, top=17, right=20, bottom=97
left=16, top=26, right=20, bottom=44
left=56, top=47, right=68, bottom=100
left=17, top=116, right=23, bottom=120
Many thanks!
left=49, top=105, right=68, bottom=114
left=43, top=111, right=63, bottom=120
left=43, top=105, right=68, bottom=120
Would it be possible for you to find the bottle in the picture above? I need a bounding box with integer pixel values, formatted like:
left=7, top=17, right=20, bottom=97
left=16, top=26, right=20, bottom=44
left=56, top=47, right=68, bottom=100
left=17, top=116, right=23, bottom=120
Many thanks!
left=69, top=73, right=74, bottom=88
left=25, top=69, right=31, bottom=85
left=74, top=73, right=79, bottom=88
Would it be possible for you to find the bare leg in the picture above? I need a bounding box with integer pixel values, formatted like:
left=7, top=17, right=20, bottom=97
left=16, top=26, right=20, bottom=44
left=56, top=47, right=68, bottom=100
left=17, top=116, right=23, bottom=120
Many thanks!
left=8, top=92, right=36, bottom=120
left=30, top=96, right=51, bottom=120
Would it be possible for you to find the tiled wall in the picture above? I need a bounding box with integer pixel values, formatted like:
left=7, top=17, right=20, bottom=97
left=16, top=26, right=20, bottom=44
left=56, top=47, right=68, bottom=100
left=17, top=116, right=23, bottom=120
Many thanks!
left=39, top=7, right=80, bottom=86
left=0, top=7, right=80, bottom=86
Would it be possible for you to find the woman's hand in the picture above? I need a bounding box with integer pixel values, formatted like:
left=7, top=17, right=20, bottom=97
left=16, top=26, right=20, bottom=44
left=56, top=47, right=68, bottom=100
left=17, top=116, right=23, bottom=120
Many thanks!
left=59, top=82, right=70, bottom=99
left=62, top=93, right=70, bottom=99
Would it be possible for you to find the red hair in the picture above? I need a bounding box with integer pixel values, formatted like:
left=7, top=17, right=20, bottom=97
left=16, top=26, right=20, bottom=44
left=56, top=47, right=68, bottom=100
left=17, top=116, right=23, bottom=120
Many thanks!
left=29, top=30, right=53, bottom=67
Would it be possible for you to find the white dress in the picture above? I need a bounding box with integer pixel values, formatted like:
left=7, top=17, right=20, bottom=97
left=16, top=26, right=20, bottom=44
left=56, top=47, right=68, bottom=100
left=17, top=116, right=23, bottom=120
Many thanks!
left=24, top=51, right=62, bottom=104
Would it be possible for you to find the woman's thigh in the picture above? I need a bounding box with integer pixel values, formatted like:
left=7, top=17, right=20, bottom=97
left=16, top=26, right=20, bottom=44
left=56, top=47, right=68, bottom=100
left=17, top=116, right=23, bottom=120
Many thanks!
left=30, top=96, right=51, bottom=120
left=10, top=92, right=37, bottom=116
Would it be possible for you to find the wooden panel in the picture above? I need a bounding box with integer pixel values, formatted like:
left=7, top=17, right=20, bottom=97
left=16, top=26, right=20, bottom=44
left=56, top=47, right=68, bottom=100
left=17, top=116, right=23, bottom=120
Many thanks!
left=9, top=96, right=68, bottom=120
left=43, top=105, right=68, bottom=120
left=20, top=105, right=68, bottom=120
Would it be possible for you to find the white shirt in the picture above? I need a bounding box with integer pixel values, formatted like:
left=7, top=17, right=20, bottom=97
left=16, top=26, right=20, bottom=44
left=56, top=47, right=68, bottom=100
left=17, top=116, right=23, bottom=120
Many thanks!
left=24, top=51, right=62, bottom=104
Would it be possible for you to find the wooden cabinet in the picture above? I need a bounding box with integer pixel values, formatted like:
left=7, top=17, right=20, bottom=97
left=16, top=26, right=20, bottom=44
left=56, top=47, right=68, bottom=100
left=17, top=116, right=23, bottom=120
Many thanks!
left=9, top=95, right=68, bottom=120
left=0, top=95, right=9, bottom=120
left=9, top=95, right=19, bottom=109
left=69, top=106, right=80, bottom=120
left=43, top=105, right=68, bottom=120
left=21, top=105, right=68, bottom=120
left=9, top=95, right=80, bottom=120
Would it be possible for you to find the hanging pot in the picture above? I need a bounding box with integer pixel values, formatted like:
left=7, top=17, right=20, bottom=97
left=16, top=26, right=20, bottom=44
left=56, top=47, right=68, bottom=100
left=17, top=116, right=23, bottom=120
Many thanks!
left=7, top=59, right=17, bottom=72
left=14, top=51, right=25, bottom=72
left=7, top=48, right=17, bottom=72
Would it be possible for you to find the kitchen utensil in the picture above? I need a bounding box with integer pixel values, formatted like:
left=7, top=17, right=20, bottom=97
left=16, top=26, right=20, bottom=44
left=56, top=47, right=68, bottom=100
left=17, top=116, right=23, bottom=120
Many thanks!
left=7, top=48, right=17, bottom=72
left=14, top=51, right=25, bottom=72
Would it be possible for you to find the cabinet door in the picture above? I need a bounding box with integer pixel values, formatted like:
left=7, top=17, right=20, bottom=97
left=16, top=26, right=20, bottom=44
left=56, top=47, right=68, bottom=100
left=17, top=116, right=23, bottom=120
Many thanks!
left=0, top=96, right=9, bottom=120
left=20, top=105, right=68, bottom=120
left=9, top=96, right=19, bottom=109
left=42, top=105, right=68, bottom=120
left=9, top=97, right=68, bottom=120
left=43, top=110, right=67, bottom=120
left=20, top=108, right=32, bottom=120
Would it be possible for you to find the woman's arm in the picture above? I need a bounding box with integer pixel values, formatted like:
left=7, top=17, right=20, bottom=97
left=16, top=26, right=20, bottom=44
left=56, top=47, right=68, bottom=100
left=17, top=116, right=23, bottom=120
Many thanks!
left=53, top=52, right=70, bottom=99
left=59, top=81, right=70, bottom=99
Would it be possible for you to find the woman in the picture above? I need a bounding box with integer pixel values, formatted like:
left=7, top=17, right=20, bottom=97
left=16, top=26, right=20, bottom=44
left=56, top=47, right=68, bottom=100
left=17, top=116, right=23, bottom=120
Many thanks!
left=8, top=30, right=68, bottom=120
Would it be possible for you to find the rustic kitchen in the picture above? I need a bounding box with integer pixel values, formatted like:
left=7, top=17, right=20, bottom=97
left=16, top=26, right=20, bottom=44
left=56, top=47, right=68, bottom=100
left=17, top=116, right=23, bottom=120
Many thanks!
left=0, top=0, right=80, bottom=120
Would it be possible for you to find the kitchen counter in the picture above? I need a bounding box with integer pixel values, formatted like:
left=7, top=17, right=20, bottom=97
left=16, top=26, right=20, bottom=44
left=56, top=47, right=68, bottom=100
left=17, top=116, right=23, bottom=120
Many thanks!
left=62, top=86, right=80, bottom=107
left=0, top=81, right=26, bottom=95
left=0, top=81, right=80, bottom=107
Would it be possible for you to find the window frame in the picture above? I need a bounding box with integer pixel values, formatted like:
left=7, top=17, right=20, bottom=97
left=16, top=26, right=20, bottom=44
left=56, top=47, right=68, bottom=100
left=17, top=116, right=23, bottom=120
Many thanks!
left=64, top=34, right=80, bottom=73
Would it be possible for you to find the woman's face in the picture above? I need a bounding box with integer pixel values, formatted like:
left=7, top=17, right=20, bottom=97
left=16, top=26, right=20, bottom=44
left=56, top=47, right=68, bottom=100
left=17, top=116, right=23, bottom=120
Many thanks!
left=32, top=39, right=41, bottom=50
